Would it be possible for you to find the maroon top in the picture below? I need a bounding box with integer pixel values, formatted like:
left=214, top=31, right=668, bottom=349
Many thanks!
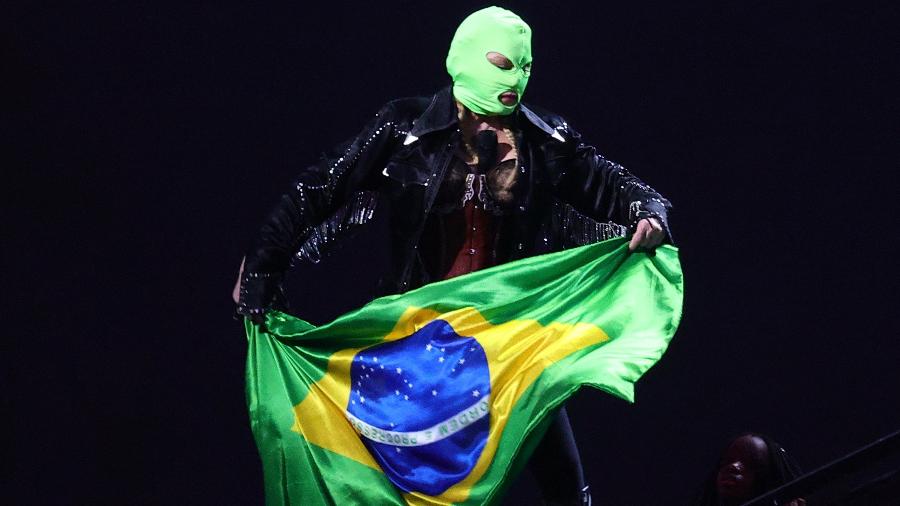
left=420, top=150, right=517, bottom=281
left=443, top=199, right=496, bottom=279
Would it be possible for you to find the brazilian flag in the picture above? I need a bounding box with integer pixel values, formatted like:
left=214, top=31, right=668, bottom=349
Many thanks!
left=245, top=238, right=683, bottom=505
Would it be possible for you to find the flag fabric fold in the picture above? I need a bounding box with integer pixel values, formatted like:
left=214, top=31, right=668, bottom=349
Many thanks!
left=245, top=238, right=683, bottom=505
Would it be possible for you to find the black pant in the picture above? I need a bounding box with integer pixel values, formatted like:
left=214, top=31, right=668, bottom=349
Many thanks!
left=525, top=407, right=586, bottom=505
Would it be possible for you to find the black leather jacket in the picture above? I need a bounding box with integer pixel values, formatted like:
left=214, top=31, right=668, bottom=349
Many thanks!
left=237, top=87, right=672, bottom=317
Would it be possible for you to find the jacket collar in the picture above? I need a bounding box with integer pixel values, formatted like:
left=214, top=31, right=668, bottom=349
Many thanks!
left=408, top=86, right=565, bottom=143
left=408, top=87, right=458, bottom=137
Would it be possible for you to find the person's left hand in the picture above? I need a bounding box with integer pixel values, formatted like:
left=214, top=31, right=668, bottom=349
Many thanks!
left=628, top=217, right=664, bottom=251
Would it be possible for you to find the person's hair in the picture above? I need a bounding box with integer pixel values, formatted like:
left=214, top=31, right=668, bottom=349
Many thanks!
left=693, top=432, right=803, bottom=506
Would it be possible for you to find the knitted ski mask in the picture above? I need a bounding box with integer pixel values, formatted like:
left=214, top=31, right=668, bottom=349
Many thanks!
left=446, top=6, right=533, bottom=116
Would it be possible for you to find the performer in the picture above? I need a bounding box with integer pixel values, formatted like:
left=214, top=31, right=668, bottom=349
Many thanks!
left=234, top=7, right=671, bottom=505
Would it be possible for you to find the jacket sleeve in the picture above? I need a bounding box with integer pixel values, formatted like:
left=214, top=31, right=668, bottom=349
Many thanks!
left=237, top=103, right=400, bottom=317
left=552, top=123, right=673, bottom=240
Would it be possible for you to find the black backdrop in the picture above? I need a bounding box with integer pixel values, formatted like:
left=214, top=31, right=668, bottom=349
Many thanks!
left=5, top=1, right=899, bottom=504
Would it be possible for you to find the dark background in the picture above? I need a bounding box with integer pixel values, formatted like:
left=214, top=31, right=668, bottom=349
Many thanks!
left=5, top=1, right=899, bottom=504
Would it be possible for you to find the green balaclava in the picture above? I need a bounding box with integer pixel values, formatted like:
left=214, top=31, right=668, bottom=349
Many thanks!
left=446, top=6, right=533, bottom=116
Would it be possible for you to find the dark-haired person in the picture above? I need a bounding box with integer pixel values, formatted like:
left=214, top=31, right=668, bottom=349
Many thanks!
left=694, top=433, right=805, bottom=506
left=234, top=7, right=671, bottom=505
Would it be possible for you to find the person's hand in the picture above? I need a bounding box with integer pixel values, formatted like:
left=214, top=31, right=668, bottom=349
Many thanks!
left=232, top=257, right=245, bottom=304
left=232, top=256, right=272, bottom=326
left=628, top=217, right=664, bottom=251
left=231, top=257, right=287, bottom=325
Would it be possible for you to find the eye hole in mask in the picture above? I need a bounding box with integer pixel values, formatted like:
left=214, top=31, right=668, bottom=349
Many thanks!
left=486, top=51, right=533, bottom=75
left=486, top=51, right=514, bottom=70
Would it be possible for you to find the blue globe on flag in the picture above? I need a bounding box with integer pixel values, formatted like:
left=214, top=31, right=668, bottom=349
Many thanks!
left=346, top=319, right=491, bottom=495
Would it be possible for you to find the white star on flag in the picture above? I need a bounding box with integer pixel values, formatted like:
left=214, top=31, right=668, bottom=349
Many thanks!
left=458, top=359, right=465, bottom=365
left=438, top=357, right=445, bottom=363
left=396, top=367, right=402, bottom=374
left=432, top=390, right=437, bottom=396
left=425, top=344, right=432, bottom=351
left=472, top=390, right=480, bottom=397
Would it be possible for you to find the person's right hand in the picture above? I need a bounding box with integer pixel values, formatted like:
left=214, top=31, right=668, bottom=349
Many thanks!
left=233, top=257, right=283, bottom=326
left=232, top=257, right=245, bottom=304
left=232, top=257, right=266, bottom=325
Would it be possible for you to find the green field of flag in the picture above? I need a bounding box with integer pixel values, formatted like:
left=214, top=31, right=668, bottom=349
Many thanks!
left=245, top=238, right=683, bottom=505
